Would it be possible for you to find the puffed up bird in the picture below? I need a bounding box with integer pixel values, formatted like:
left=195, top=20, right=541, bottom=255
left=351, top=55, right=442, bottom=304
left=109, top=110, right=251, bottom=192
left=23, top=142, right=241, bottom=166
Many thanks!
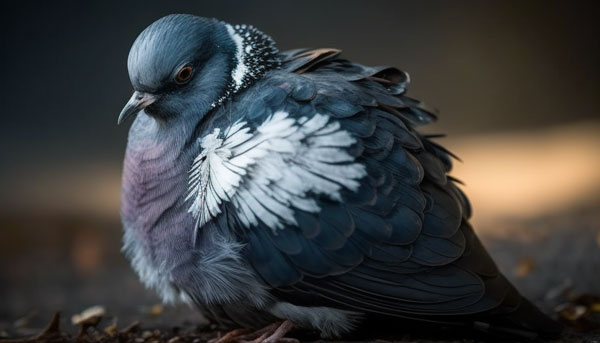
left=118, top=14, right=560, bottom=342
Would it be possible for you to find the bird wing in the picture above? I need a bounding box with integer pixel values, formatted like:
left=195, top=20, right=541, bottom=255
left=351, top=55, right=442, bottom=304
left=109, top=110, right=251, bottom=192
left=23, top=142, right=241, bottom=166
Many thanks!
left=185, top=49, right=520, bottom=318
left=185, top=110, right=367, bottom=232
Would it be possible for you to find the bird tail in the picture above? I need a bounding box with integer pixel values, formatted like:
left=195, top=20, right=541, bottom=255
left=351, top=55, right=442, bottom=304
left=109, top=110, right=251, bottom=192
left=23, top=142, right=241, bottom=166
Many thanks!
left=480, top=296, right=563, bottom=339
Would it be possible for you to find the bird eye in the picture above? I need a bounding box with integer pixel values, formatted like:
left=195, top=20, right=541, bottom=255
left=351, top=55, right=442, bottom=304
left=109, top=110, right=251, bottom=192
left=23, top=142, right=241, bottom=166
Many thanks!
left=175, top=65, right=194, bottom=84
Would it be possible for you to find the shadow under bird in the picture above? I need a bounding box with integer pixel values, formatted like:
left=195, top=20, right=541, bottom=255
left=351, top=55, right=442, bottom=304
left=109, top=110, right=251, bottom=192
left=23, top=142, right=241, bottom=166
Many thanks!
left=118, top=14, right=561, bottom=342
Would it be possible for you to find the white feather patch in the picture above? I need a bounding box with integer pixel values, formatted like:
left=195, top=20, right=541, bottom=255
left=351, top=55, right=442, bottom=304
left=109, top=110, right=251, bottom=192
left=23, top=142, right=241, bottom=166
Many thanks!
left=226, top=24, right=247, bottom=91
left=186, top=111, right=366, bottom=231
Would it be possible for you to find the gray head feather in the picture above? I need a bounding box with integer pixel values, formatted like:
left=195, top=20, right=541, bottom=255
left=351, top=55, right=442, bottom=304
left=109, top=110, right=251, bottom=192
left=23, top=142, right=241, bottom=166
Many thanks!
left=123, top=14, right=280, bottom=123
left=127, top=14, right=226, bottom=92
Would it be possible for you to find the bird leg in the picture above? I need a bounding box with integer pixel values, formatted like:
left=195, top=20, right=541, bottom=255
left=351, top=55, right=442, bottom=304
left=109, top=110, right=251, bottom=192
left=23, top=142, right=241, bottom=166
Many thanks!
left=262, top=320, right=297, bottom=343
left=209, top=321, right=297, bottom=343
left=208, top=328, right=252, bottom=343
left=238, top=320, right=297, bottom=343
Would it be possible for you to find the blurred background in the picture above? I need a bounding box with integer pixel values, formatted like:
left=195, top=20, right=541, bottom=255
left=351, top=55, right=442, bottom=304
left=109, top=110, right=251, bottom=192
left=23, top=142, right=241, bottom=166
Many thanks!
left=1, top=0, right=599, bottom=339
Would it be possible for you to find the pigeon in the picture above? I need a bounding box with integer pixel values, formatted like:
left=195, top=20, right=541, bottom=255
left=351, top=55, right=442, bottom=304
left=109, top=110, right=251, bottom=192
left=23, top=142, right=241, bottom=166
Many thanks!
left=118, top=14, right=560, bottom=342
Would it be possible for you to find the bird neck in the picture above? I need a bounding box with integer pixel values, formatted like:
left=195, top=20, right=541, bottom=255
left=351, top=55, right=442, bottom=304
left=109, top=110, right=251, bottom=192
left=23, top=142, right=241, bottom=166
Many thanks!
left=210, top=23, right=281, bottom=108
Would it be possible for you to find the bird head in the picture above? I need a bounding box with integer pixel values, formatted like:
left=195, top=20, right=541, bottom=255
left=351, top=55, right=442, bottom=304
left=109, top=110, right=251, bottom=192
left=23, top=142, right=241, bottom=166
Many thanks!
left=118, top=14, right=279, bottom=125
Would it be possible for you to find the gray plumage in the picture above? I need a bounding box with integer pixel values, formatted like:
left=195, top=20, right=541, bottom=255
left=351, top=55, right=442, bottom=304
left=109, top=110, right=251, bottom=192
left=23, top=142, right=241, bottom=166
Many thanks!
left=119, top=14, right=560, bottom=339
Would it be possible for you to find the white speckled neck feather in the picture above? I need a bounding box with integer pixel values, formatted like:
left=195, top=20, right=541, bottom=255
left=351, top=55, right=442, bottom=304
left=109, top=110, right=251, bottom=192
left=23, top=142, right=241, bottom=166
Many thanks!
left=211, top=24, right=280, bottom=108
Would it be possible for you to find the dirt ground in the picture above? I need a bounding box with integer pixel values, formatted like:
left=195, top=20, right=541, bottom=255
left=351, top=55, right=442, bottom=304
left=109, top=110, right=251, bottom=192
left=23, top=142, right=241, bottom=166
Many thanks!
left=0, top=201, right=599, bottom=343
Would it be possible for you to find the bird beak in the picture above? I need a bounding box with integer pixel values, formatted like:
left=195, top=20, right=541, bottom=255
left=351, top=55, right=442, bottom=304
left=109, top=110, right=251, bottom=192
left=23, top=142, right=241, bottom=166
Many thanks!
left=118, top=91, right=157, bottom=125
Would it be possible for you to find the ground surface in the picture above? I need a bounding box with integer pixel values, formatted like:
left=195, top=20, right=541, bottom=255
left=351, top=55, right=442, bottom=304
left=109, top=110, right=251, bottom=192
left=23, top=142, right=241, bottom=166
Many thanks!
left=0, top=201, right=599, bottom=343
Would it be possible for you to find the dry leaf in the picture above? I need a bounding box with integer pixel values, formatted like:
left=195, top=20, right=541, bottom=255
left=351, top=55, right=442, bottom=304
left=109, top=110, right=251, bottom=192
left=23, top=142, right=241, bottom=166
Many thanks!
left=104, top=321, right=118, bottom=336
left=570, top=293, right=600, bottom=306
left=555, top=303, right=587, bottom=321
left=120, top=320, right=140, bottom=334
left=71, top=305, right=105, bottom=325
left=544, top=278, right=573, bottom=300
left=150, top=304, right=164, bottom=316
left=13, top=310, right=37, bottom=329
left=142, top=330, right=154, bottom=339
left=555, top=298, right=600, bottom=332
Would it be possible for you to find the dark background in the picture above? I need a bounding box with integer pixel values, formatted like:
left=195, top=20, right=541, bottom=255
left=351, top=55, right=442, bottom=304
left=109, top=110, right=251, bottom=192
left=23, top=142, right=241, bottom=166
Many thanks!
left=1, top=1, right=599, bottom=172
left=0, top=1, right=599, bottom=341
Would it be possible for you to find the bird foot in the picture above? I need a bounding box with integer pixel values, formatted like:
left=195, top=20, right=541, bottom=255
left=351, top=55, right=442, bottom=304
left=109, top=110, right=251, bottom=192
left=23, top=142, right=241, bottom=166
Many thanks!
left=241, top=320, right=296, bottom=343
left=210, top=321, right=297, bottom=343
left=208, top=328, right=252, bottom=343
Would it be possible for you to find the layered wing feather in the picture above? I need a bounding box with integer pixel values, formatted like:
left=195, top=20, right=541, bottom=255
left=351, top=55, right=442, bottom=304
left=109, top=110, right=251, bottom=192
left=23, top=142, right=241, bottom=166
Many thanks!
left=187, top=48, right=521, bottom=320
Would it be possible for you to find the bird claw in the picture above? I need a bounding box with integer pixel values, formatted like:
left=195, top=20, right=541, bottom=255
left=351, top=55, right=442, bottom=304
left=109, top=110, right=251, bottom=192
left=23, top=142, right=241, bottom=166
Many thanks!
left=255, top=320, right=296, bottom=343
left=212, top=320, right=296, bottom=343
left=208, top=328, right=252, bottom=343
left=267, top=338, right=299, bottom=343
left=237, top=331, right=270, bottom=343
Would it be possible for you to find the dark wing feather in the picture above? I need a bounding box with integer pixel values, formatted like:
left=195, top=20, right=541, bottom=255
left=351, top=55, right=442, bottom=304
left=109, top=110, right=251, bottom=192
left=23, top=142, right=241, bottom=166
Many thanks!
left=222, top=48, right=557, bottom=335
left=279, top=48, right=342, bottom=74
